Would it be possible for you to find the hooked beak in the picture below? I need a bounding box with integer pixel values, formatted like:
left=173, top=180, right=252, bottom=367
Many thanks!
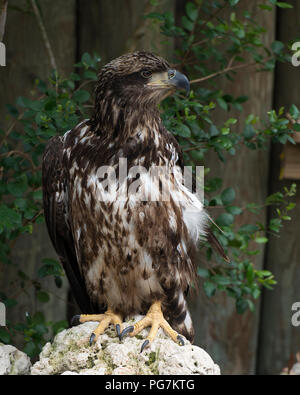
left=167, top=69, right=190, bottom=96
left=147, top=69, right=190, bottom=96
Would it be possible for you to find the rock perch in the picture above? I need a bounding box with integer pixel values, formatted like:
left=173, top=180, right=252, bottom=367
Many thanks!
left=0, top=343, right=31, bottom=375
left=31, top=315, right=220, bottom=375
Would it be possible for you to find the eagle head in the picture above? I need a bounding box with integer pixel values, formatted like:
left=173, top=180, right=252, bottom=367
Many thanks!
left=94, top=51, right=190, bottom=113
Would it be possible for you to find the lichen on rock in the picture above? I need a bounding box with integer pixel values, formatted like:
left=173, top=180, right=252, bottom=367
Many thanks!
left=0, top=343, right=32, bottom=375
left=31, top=315, right=220, bottom=375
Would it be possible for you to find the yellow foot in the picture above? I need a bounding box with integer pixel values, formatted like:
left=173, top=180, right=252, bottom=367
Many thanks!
left=120, top=301, right=185, bottom=352
left=71, top=309, right=123, bottom=345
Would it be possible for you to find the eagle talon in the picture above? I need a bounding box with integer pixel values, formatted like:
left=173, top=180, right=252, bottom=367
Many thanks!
left=116, top=324, right=121, bottom=341
left=129, top=301, right=185, bottom=348
left=72, top=309, right=123, bottom=345
left=71, top=314, right=81, bottom=327
left=120, top=325, right=134, bottom=340
left=89, top=333, right=96, bottom=346
left=140, top=339, right=150, bottom=353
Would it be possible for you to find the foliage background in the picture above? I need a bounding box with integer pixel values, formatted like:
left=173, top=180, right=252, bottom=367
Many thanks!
left=0, top=0, right=299, bottom=374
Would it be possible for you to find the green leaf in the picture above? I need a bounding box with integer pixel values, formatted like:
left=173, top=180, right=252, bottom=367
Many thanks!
left=271, top=40, right=284, bottom=54
left=52, top=320, right=68, bottom=335
left=3, top=298, right=17, bottom=308
left=175, top=123, right=191, bottom=138
left=197, top=268, right=210, bottom=278
left=289, top=104, right=300, bottom=120
left=293, top=124, right=300, bottom=131
left=54, top=276, right=63, bottom=288
left=0, top=205, right=22, bottom=233
left=287, top=135, right=296, bottom=144
left=246, top=264, right=255, bottom=283
left=81, top=52, right=93, bottom=67
left=16, top=96, right=29, bottom=108
left=206, top=177, right=222, bottom=193
left=255, top=236, right=268, bottom=244
left=239, top=224, right=258, bottom=234
left=212, top=275, right=232, bottom=285
left=259, top=4, right=273, bottom=11
left=210, top=124, right=219, bottom=136
left=256, top=270, right=272, bottom=278
left=33, top=190, right=43, bottom=200
left=7, top=175, right=28, bottom=197
left=236, top=298, right=248, bottom=314
left=83, top=70, right=97, bottom=80
left=275, top=2, right=293, bottom=8
left=243, top=124, right=255, bottom=140
left=216, top=213, right=234, bottom=227
left=225, top=117, right=237, bottom=126
left=44, top=99, right=57, bottom=111
left=226, top=206, right=242, bottom=215
left=217, top=97, right=228, bottom=111
left=23, top=341, right=37, bottom=358
left=38, top=258, right=63, bottom=278
left=203, top=281, right=217, bottom=297
left=221, top=187, right=236, bottom=205
left=247, top=300, right=255, bottom=312
left=70, top=72, right=81, bottom=81
left=185, top=2, right=198, bottom=21
left=253, top=288, right=261, bottom=299
left=0, top=328, right=10, bottom=344
left=181, top=16, right=194, bottom=31
left=72, top=90, right=90, bottom=103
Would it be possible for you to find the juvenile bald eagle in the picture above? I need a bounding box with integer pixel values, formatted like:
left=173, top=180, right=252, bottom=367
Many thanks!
left=42, top=51, right=225, bottom=351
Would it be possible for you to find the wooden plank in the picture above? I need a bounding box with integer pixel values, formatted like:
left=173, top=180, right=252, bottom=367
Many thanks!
left=0, top=0, right=76, bottom=344
left=77, top=0, right=175, bottom=65
left=281, top=143, right=300, bottom=180
left=257, top=0, right=300, bottom=375
left=292, top=132, right=300, bottom=144
left=185, top=1, right=276, bottom=374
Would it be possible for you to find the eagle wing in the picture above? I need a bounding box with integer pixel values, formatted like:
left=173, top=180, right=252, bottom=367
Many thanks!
left=166, top=128, right=229, bottom=262
left=42, top=136, right=99, bottom=314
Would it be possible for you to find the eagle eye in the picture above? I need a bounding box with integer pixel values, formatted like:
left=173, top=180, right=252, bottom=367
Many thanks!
left=141, top=70, right=152, bottom=79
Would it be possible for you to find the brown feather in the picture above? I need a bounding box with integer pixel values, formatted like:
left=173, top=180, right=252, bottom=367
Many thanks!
left=206, top=229, right=230, bottom=263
